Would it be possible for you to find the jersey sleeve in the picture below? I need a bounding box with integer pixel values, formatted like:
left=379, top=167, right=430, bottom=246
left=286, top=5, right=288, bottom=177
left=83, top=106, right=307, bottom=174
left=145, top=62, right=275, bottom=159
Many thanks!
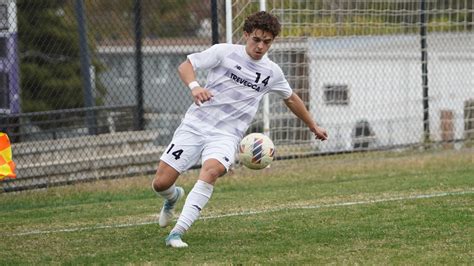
left=269, top=64, right=293, bottom=99
left=187, top=43, right=231, bottom=70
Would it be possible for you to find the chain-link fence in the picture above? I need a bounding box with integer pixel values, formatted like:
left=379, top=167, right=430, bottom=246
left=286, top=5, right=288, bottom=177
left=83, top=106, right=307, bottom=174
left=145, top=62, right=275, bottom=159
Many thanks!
left=1, top=0, right=473, bottom=192
left=232, top=0, right=473, bottom=155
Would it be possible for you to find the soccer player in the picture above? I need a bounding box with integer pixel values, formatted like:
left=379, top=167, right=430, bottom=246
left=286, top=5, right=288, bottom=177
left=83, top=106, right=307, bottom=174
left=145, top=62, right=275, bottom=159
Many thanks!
left=152, top=11, right=328, bottom=248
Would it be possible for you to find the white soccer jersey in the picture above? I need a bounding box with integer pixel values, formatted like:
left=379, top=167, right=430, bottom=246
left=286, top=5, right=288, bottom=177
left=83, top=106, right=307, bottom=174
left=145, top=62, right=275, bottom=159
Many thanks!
left=180, top=43, right=292, bottom=139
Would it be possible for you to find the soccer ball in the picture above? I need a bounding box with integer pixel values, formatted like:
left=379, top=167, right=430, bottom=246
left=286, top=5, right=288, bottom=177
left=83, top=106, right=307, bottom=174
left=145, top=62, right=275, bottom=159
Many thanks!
left=239, top=133, right=275, bottom=170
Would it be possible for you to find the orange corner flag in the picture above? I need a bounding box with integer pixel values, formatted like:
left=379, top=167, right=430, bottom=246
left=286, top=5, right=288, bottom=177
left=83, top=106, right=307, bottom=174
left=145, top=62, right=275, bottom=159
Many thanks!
left=0, top=132, right=16, bottom=179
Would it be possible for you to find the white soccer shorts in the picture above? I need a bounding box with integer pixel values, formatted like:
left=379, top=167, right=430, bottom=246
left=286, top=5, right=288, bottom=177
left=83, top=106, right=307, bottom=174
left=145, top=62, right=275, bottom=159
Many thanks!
left=160, top=128, right=238, bottom=173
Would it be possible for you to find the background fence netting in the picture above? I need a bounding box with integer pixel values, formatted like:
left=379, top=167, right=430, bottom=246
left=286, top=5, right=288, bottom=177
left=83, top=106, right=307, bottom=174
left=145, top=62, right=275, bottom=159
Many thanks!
left=0, top=0, right=472, bottom=192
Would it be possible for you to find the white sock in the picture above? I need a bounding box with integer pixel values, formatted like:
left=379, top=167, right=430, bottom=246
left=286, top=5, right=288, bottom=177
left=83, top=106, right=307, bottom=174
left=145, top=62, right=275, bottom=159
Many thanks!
left=153, top=182, right=177, bottom=201
left=171, top=180, right=213, bottom=235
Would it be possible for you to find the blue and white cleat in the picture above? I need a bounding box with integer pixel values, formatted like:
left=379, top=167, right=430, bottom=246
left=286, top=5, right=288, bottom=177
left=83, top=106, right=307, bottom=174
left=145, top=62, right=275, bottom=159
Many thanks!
left=158, top=187, right=185, bottom=228
left=165, top=232, right=188, bottom=248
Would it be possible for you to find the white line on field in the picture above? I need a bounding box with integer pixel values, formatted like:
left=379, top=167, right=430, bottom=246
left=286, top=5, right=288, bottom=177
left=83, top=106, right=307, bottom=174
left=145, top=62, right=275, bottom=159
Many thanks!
left=5, top=190, right=473, bottom=237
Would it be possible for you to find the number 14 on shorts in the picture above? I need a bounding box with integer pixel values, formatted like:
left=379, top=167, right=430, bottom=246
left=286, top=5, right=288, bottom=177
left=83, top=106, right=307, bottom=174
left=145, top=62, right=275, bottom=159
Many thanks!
left=166, top=144, right=183, bottom=160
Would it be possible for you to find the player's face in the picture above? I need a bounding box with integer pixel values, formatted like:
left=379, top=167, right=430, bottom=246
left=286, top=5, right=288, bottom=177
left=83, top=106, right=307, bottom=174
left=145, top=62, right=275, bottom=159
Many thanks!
left=244, top=29, right=274, bottom=60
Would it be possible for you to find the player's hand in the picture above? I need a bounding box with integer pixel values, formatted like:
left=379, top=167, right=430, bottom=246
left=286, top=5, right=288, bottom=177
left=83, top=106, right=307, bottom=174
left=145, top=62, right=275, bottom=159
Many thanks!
left=311, top=126, right=328, bottom=141
left=191, top=87, right=213, bottom=106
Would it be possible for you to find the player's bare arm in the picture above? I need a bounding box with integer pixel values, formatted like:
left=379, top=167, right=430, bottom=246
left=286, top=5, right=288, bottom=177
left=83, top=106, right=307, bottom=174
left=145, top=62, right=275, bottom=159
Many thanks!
left=178, top=59, right=213, bottom=106
left=284, top=93, right=328, bottom=141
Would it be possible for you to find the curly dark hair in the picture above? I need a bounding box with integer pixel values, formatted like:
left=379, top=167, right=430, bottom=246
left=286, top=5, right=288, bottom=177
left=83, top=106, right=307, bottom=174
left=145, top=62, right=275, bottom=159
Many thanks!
left=243, top=11, right=281, bottom=38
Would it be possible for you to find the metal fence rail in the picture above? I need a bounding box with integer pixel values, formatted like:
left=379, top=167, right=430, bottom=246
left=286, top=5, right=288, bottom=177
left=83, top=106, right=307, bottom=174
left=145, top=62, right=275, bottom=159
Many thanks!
left=1, top=105, right=137, bottom=141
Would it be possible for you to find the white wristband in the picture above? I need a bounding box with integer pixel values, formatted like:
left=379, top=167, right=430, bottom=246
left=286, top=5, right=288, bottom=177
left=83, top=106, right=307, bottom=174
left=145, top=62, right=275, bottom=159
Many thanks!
left=188, top=81, right=200, bottom=90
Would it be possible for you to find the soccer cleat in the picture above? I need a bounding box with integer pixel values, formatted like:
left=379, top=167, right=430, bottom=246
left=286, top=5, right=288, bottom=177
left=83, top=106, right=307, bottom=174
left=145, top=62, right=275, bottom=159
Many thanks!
left=159, top=187, right=185, bottom=228
left=165, top=232, right=188, bottom=248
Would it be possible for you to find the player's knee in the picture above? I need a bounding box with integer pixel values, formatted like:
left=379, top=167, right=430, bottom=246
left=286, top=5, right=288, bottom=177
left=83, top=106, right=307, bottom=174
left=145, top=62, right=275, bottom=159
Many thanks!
left=153, top=173, right=175, bottom=192
left=152, top=177, right=168, bottom=192
left=199, top=166, right=225, bottom=184
left=207, top=168, right=223, bottom=179
left=153, top=162, right=180, bottom=191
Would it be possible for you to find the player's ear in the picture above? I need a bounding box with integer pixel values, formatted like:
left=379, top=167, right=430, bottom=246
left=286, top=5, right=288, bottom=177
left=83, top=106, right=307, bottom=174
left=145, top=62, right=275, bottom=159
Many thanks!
left=243, top=31, right=250, bottom=39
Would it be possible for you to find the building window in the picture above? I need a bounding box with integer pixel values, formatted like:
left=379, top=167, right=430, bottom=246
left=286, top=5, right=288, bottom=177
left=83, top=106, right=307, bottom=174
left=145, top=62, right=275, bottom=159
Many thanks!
left=352, top=120, right=375, bottom=150
left=0, top=72, right=9, bottom=109
left=323, top=84, right=349, bottom=105
left=118, top=58, right=133, bottom=79
left=465, top=99, right=474, bottom=142
left=0, top=36, right=7, bottom=59
left=0, top=4, right=7, bottom=31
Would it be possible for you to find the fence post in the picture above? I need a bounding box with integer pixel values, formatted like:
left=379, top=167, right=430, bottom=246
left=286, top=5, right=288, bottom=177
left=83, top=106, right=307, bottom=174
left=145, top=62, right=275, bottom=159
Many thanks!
left=75, top=0, right=97, bottom=135
left=211, top=0, right=219, bottom=45
left=225, top=0, right=232, bottom=43
left=420, top=0, right=430, bottom=144
left=260, top=0, right=270, bottom=138
left=134, top=0, right=144, bottom=131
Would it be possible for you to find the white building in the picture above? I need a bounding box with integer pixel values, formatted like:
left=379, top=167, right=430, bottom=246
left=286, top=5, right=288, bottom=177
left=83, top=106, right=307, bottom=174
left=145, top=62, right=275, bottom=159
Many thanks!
left=306, top=32, right=473, bottom=151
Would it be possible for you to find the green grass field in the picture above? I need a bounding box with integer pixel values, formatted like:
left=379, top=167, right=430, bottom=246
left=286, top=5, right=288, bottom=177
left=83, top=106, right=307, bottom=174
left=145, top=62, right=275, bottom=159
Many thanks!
left=1, top=148, right=473, bottom=264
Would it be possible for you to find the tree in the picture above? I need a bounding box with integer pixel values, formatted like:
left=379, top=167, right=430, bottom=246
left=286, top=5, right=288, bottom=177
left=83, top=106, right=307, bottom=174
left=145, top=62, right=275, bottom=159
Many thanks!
left=84, top=0, right=205, bottom=42
left=17, top=0, right=104, bottom=114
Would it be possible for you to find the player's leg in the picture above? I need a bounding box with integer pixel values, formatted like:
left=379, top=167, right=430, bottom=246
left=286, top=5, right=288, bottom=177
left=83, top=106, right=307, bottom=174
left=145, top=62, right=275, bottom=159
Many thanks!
left=166, top=159, right=226, bottom=248
left=166, top=136, right=237, bottom=248
left=152, top=161, right=184, bottom=228
left=153, top=130, right=202, bottom=228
